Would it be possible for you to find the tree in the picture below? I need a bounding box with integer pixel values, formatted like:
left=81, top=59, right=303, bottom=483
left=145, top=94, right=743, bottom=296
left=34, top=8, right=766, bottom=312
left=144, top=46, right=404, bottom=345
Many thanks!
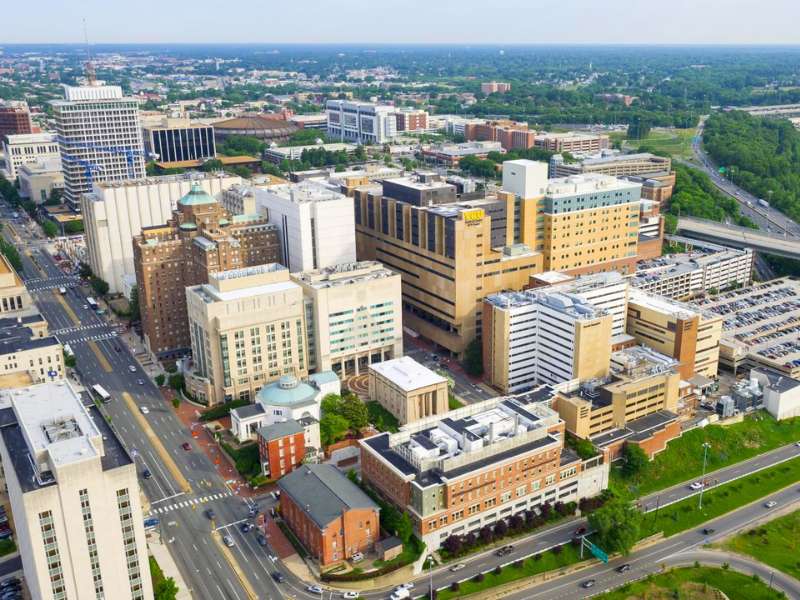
left=354, top=145, right=367, bottom=162
left=443, top=535, right=462, bottom=556
left=154, top=374, right=165, bottom=387
left=627, top=115, right=651, bottom=140
left=41, top=220, right=58, bottom=238
left=463, top=339, right=483, bottom=377
left=587, top=498, right=642, bottom=556
left=200, top=159, right=224, bottom=172
left=168, top=373, right=185, bottom=392
left=395, top=512, right=413, bottom=544
left=494, top=520, right=508, bottom=537
left=320, top=413, right=350, bottom=447
left=78, top=262, right=93, bottom=278
left=339, top=394, right=369, bottom=429
left=479, top=525, right=494, bottom=545
left=64, top=220, right=84, bottom=234
left=621, top=443, right=649, bottom=478
left=45, top=188, right=63, bottom=206
left=90, top=277, right=109, bottom=297
left=129, top=287, right=141, bottom=322
left=150, top=556, right=179, bottom=600
left=0, top=239, right=22, bottom=273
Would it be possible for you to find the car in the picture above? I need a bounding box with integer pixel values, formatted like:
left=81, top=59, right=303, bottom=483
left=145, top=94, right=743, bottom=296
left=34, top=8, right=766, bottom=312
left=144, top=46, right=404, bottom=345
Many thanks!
left=616, top=563, right=631, bottom=573
left=449, top=563, right=466, bottom=572
left=574, top=526, right=587, bottom=537
left=141, top=469, right=152, bottom=479
left=82, top=304, right=88, bottom=309
left=143, top=517, right=160, bottom=529
left=689, top=481, right=704, bottom=491
left=581, top=579, right=596, bottom=589
left=181, top=442, right=192, bottom=451
left=137, top=379, right=145, bottom=385
left=495, top=544, right=514, bottom=557
left=764, top=500, right=778, bottom=508
left=306, top=585, right=323, bottom=594
left=795, top=441, right=800, bottom=447
left=256, top=534, right=268, bottom=546
left=342, top=592, right=359, bottom=599
left=271, top=572, right=286, bottom=583
left=702, top=528, right=715, bottom=535
left=248, top=505, right=259, bottom=517
left=223, top=535, right=235, bottom=547
left=240, top=522, right=254, bottom=533
left=351, top=551, right=364, bottom=563
left=128, top=365, right=137, bottom=373
left=140, top=406, right=149, bottom=414
left=205, top=509, right=216, bottom=520
left=399, top=583, right=414, bottom=590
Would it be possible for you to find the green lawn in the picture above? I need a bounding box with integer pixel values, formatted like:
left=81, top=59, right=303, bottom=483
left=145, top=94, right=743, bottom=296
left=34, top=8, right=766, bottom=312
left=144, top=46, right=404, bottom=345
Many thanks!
left=640, top=457, right=800, bottom=538
left=366, top=401, right=400, bottom=433
left=623, top=127, right=696, bottom=159
left=612, top=412, right=800, bottom=498
left=595, top=567, right=785, bottom=600
left=435, top=544, right=582, bottom=600
left=723, top=509, right=800, bottom=581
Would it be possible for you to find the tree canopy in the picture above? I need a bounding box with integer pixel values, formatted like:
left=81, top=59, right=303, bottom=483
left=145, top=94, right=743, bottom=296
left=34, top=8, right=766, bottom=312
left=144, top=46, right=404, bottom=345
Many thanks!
left=587, top=497, right=642, bottom=556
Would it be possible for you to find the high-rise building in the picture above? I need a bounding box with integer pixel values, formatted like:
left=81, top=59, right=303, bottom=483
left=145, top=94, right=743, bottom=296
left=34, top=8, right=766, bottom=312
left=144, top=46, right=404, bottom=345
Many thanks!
left=326, top=100, right=397, bottom=144
left=0, top=100, right=33, bottom=139
left=51, top=85, right=146, bottom=210
left=185, top=264, right=308, bottom=405
left=0, top=381, right=153, bottom=600
left=463, top=120, right=536, bottom=150
left=292, top=261, right=403, bottom=375
left=82, top=172, right=242, bottom=294
left=142, top=116, right=216, bottom=164
left=1, top=133, right=60, bottom=180
left=133, top=184, right=281, bottom=359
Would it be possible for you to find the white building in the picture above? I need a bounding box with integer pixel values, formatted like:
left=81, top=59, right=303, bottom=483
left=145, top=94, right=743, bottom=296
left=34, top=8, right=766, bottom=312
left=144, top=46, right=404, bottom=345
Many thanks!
left=18, top=159, right=64, bottom=204
left=0, top=381, right=153, bottom=600
left=750, top=369, right=800, bottom=421
left=326, top=100, right=397, bottom=144
left=51, top=85, right=147, bottom=210
left=292, top=262, right=404, bottom=375
left=81, top=172, right=242, bottom=294
left=248, top=181, right=356, bottom=273
left=1, top=133, right=61, bottom=180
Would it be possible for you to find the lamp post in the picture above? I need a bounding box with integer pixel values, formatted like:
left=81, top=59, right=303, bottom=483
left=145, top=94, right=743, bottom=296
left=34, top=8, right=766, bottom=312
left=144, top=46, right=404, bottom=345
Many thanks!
left=698, top=442, right=711, bottom=510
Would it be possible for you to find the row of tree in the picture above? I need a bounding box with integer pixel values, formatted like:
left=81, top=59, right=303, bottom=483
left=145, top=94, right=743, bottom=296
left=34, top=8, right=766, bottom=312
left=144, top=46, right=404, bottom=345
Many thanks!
left=319, top=392, right=370, bottom=447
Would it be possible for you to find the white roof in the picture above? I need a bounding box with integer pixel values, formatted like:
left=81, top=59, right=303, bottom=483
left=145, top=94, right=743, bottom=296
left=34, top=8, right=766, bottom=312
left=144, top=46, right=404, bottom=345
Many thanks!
left=369, top=356, right=446, bottom=392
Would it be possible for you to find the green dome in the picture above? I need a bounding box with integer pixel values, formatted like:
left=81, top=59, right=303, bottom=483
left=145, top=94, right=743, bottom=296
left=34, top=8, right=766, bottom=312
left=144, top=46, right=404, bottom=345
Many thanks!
left=256, top=375, right=316, bottom=408
left=219, top=218, right=230, bottom=226
left=178, top=183, right=215, bottom=207
left=179, top=222, right=197, bottom=231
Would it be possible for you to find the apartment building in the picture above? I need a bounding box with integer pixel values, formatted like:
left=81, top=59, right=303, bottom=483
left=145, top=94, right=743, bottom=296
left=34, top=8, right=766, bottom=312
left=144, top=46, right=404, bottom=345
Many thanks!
left=82, top=172, right=242, bottom=294
left=483, top=290, right=613, bottom=393
left=246, top=181, right=356, bottom=273
left=1, top=133, right=60, bottom=180
left=463, top=120, right=536, bottom=151
left=292, top=261, right=403, bottom=375
left=133, top=184, right=280, bottom=359
left=395, top=108, right=429, bottom=131
left=326, top=100, right=397, bottom=144
left=0, top=100, right=33, bottom=139
left=278, top=464, right=380, bottom=568
left=481, top=82, right=512, bottom=94
left=141, top=116, right=216, bottom=164
left=0, top=254, right=33, bottom=318
left=360, top=389, right=608, bottom=551
left=549, top=151, right=671, bottom=179
left=632, top=243, right=754, bottom=301
left=0, top=315, right=63, bottom=388
left=185, top=264, right=307, bottom=405
left=368, top=356, right=449, bottom=425
left=627, top=288, right=722, bottom=379
left=51, top=84, right=146, bottom=210
left=534, top=132, right=610, bottom=154
left=257, top=420, right=307, bottom=480
left=0, top=381, right=153, bottom=600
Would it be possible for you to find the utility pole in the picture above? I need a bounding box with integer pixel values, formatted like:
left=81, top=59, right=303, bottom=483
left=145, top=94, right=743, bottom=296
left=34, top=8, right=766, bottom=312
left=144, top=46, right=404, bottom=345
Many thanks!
left=698, top=442, right=711, bottom=510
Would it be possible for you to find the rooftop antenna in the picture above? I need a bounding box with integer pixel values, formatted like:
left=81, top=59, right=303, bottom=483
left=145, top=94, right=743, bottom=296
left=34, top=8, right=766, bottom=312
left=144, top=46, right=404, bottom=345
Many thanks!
left=83, top=18, right=97, bottom=86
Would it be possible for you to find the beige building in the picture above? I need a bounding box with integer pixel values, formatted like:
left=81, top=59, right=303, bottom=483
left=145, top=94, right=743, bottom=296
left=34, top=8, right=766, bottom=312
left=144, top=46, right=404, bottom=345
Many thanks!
left=549, top=151, right=671, bottom=179
left=292, top=261, right=403, bottom=375
left=0, top=314, right=63, bottom=388
left=627, top=289, right=722, bottom=380
left=185, top=263, right=307, bottom=406
left=368, top=356, right=449, bottom=425
left=18, top=160, right=64, bottom=204
left=0, top=254, right=33, bottom=317
left=0, top=381, right=153, bottom=600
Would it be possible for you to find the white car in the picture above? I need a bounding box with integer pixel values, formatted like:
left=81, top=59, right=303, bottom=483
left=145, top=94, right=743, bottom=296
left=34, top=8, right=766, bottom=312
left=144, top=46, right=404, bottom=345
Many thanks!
left=140, top=406, right=150, bottom=415
left=342, top=593, right=359, bottom=599
left=449, top=563, right=466, bottom=572
left=350, top=551, right=364, bottom=563
left=399, top=583, right=415, bottom=590
left=764, top=500, right=778, bottom=509
left=128, top=365, right=137, bottom=373
left=223, top=535, right=235, bottom=547
left=306, top=585, right=323, bottom=594
left=689, top=481, right=704, bottom=491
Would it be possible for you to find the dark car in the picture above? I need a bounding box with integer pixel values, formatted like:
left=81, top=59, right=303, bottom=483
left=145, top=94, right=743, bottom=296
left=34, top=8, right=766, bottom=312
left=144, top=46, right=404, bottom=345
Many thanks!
left=248, top=505, right=260, bottom=517
left=205, top=509, right=216, bottom=520
left=616, top=563, right=631, bottom=573
left=181, top=442, right=192, bottom=451
left=581, top=579, right=596, bottom=589
left=240, top=522, right=254, bottom=533
left=574, top=526, right=587, bottom=536
left=141, top=469, right=152, bottom=479
left=702, top=527, right=715, bottom=535
left=495, top=545, right=514, bottom=557
left=256, top=534, right=268, bottom=546
left=271, top=572, right=286, bottom=583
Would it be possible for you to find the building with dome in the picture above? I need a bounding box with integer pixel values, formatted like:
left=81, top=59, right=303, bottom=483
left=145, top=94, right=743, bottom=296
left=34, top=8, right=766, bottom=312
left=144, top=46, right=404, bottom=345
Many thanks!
left=133, top=182, right=281, bottom=360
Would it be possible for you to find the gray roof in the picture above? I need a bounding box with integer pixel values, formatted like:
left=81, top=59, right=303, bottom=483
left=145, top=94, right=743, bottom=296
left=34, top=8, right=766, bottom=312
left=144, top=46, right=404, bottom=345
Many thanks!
left=231, top=403, right=265, bottom=420
left=277, top=464, right=379, bottom=528
left=0, top=323, right=59, bottom=356
left=257, top=419, right=303, bottom=443
left=754, top=368, right=800, bottom=393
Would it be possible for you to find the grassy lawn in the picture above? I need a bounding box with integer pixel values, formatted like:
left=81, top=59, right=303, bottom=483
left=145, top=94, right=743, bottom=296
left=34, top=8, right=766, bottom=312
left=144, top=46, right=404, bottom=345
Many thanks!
left=612, top=412, right=800, bottom=498
left=723, top=509, right=800, bottom=580
left=640, top=457, right=800, bottom=538
left=594, top=567, right=785, bottom=600
left=435, top=544, right=582, bottom=600
left=366, top=401, right=400, bottom=433
left=622, top=127, right=696, bottom=159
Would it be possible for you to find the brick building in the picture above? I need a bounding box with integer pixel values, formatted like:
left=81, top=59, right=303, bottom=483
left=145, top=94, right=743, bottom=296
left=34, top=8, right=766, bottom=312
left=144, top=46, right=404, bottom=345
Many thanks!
left=257, top=420, right=306, bottom=480
left=0, top=101, right=33, bottom=139
left=278, top=464, right=380, bottom=567
left=133, top=184, right=280, bottom=359
left=395, top=109, right=429, bottom=132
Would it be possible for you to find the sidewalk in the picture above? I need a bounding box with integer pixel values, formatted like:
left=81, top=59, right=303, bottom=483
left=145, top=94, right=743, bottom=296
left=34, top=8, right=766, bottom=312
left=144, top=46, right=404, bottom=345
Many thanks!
left=149, top=536, right=192, bottom=600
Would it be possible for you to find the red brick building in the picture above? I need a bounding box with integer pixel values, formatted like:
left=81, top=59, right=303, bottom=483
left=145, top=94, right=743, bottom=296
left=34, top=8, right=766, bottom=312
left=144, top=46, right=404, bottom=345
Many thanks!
left=257, top=420, right=306, bottom=480
left=396, top=109, right=429, bottom=132
left=463, top=120, right=535, bottom=151
left=0, top=101, right=33, bottom=139
left=278, top=464, right=380, bottom=567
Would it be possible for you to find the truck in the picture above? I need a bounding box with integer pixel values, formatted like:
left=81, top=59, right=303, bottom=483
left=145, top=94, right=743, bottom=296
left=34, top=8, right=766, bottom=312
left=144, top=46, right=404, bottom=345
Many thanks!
left=758, top=199, right=770, bottom=208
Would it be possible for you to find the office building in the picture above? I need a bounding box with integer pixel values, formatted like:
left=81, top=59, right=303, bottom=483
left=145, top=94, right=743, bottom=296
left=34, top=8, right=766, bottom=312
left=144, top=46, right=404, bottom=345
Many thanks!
left=247, top=181, right=356, bottom=273
left=534, top=132, right=610, bottom=154
left=627, top=288, right=722, bottom=380
left=421, top=141, right=503, bottom=168
left=257, top=420, right=307, bottom=480
left=81, top=172, right=241, bottom=295
left=293, top=261, right=403, bottom=375
left=549, top=151, right=671, bottom=179
left=262, top=142, right=356, bottom=165
left=326, top=100, right=397, bottom=144
left=0, top=381, right=153, bottom=600
left=481, top=82, right=512, bottom=94
left=51, top=84, right=146, bottom=210
left=368, top=356, right=449, bottom=425
left=637, top=199, right=664, bottom=260
left=18, top=160, right=64, bottom=204
left=632, top=243, right=754, bottom=301
left=461, top=119, right=536, bottom=151
left=0, top=315, right=63, bottom=388
left=287, top=113, right=328, bottom=131
left=184, top=264, right=307, bottom=405
left=1, top=133, right=60, bottom=180
left=0, top=100, right=33, bottom=139
left=553, top=346, right=681, bottom=459
left=278, top=464, right=380, bottom=568
left=360, top=389, right=608, bottom=551
left=142, top=116, right=216, bottom=163
left=381, top=174, right=457, bottom=206
left=483, top=289, right=614, bottom=394
left=133, top=184, right=280, bottom=359
left=0, top=254, right=33, bottom=318
left=395, top=108, right=429, bottom=132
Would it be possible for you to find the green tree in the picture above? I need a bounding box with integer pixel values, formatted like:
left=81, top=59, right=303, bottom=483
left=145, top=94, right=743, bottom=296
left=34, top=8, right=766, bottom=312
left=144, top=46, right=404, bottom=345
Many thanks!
left=0, top=239, right=22, bottom=273
left=168, top=373, right=185, bottom=393
left=78, top=262, right=93, bottom=278
left=44, top=188, right=63, bottom=206
left=627, top=115, right=651, bottom=140
left=395, top=513, right=413, bottom=543
left=64, top=220, right=84, bottom=234
left=320, top=413, right=350, bottom=447
left=154, top=374, right=165, bottom=387
left=41, top=220, right=58, bottom=238
left=200, top=159, right=224, bottom=172
left=90, top=277, right=109, bottom=297
left=129, top=287, right=141, bottom=322
left=354, top=145, right=367, bottom=162
left=621, top=444, right=649, bottom=478
left=587, top=498, right=642, bottom=556
left=150, top=556, right=179, bottom=600
left=339, top=394, right=369, bottom=429
left=463, top=339, right=484, bottom=377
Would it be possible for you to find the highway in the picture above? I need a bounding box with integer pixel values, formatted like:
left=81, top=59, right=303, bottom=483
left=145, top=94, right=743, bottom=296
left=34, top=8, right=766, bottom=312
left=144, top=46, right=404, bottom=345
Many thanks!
left=675, top=217, right=800, bottom=260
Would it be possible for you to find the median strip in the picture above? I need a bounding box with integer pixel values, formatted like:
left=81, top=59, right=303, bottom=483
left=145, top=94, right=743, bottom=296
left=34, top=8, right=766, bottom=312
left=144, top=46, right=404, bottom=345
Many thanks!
left=88, top=341, right=113, bottom=373
left=211, top=531, right=258, bottom=600
left=121, top=391, right=191, bottom=494
left=53, top=290, right=80, bottom=326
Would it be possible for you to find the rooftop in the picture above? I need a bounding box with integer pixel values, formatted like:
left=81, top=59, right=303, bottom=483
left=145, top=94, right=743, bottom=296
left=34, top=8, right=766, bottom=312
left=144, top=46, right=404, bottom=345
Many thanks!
left=628, top=288, right=702, bottom=320
left=257, top=419, right=304, bottom=443
left=260, top=180, right=348, bottom=204
left=544, top=173, right=641, bottom=197
left=0, top=323, right=59, bottom=356
left=486, top=289, right=609, bottom=320
left=292, top=261, right=397, bottom=289
left=369, top=356, right=447, bottom=392
left=2, top=132, right=56, bottom=145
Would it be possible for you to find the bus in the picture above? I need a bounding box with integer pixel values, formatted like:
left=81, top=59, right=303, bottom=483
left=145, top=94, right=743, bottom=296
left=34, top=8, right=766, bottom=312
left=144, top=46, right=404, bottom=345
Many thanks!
left=92, top=384, right=111, bottom=403
left=86, top=297, right=98, bottom=311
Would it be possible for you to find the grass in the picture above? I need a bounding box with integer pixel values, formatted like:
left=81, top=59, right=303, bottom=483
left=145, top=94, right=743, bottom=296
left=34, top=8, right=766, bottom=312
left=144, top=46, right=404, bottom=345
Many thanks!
left=622, top=127, right=696, bottom=159
left=435, top=543, right=582, bottom=600
left=0, top=539, right=15, bottom=556
left=373, top=536, right=425, bottom=570
left=594, top=567, right=786, bottom=600
left=366, top=401, right=400, bottom=433
left=640, top=457, right=800, bottom=538
left=448, top=392, right=464, bottom=410
left=612, top=412, right=800, bottom=498
left=723, top=509, right=800, bottom=581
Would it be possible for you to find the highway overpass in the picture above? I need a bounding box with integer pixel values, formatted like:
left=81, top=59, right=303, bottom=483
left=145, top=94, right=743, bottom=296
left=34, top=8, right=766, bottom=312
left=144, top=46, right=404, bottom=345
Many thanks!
left=675, top=217, right=800, bottom=260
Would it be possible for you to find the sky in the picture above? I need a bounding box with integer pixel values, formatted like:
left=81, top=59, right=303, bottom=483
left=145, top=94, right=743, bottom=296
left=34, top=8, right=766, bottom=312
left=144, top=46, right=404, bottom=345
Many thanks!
left=3, top=0, right=800, bottom=45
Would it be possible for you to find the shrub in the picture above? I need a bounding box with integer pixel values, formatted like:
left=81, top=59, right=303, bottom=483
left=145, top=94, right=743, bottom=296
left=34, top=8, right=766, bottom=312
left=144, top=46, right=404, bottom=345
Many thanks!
left=473, top=573, right=484, bottom=583
left=450, top=582, right=459, bottom=592
left=493, top=565, right=502, bottom=576
left=155, top=374, right=165, bottom=386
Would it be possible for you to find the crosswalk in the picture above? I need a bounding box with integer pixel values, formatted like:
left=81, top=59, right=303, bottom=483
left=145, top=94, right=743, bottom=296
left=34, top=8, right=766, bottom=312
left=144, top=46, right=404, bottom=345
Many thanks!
left=52, top=323, right=109, bottom=336
left=65, top=332, right=119, bottom=345
left=148, top=491, right=234, bottom=515
left=25, top=276, right=79, bottom=291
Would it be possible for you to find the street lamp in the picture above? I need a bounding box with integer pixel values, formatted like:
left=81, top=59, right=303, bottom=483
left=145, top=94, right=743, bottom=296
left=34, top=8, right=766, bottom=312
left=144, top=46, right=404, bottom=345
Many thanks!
left=698, top=442, right=712, bottom=510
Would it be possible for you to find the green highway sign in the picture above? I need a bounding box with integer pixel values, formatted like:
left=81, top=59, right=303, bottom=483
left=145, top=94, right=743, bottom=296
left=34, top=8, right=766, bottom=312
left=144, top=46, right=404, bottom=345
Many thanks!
left=585, top=539, right=609, bottom=563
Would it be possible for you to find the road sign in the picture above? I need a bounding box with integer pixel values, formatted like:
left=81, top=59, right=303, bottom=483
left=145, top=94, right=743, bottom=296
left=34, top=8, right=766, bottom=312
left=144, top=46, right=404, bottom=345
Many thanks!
left=718, top=167, right=727, bottom=174
left=583, top=538, right=609, bottom=563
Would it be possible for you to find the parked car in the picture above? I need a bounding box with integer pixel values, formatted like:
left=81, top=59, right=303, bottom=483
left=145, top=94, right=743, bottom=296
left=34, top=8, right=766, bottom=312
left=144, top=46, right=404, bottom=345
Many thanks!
left=350, top=551, right=364, bottom=563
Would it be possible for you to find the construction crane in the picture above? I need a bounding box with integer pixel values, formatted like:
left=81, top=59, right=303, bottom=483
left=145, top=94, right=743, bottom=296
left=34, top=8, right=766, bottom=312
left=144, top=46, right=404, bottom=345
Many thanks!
left=58, top=137, right=144, bottom=184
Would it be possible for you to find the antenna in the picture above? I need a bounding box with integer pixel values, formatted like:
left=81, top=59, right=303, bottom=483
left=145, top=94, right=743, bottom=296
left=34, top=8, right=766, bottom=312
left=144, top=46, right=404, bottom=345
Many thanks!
left=83, top=18, right=96, bottom=86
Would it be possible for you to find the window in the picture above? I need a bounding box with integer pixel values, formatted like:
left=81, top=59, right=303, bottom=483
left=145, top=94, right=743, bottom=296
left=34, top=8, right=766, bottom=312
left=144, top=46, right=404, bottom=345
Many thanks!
left=39, top=510, right=66, bottom=600
left=117, top=488, right=145, bottom=599
left=80, top=489, right=105, bottom=599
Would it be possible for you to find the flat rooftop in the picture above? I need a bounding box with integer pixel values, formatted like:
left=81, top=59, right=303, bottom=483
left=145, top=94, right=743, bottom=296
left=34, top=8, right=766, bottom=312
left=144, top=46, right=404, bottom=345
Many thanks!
left=259, top=181, right=347, bottom=204
left=369, top=356, right=446, bottom=392
left=628, top=288, right=701, bottom=319
left=382, top=175, right=455, bottom=191
left=486, top=289, right=608, bottom=320
left=292, top=261, right=396, bottom=289
left=545, top=173, right=640, bottom=197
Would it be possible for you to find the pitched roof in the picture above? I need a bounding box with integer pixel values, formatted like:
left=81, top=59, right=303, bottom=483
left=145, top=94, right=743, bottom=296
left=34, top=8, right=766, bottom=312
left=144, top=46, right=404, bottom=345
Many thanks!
left=277, top=464, right=379, bottom=528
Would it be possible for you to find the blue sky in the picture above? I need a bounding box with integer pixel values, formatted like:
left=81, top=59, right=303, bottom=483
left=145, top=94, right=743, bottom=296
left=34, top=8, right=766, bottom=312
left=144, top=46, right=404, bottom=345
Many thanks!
left=3, top=0, right=799, bottom=45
